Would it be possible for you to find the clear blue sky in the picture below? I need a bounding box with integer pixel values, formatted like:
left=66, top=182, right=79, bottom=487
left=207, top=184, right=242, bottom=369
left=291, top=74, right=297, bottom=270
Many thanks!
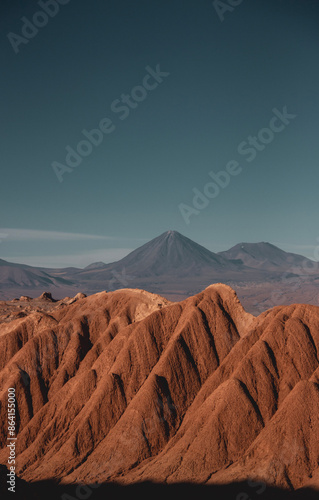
left=1, top=0, right=319, bottom=267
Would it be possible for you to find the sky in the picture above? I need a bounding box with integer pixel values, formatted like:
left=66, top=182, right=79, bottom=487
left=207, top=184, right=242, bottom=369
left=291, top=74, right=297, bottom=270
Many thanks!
left=1, top=0, right=319, bottom=267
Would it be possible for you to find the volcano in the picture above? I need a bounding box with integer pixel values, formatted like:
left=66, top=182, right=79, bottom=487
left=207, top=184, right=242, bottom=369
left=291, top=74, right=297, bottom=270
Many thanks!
left=82, top=231, right=241, bottom=279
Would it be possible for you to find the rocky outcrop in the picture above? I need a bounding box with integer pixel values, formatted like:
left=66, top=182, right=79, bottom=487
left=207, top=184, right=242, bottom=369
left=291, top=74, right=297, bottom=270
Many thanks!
left=0, top=285, right=318, bottom=492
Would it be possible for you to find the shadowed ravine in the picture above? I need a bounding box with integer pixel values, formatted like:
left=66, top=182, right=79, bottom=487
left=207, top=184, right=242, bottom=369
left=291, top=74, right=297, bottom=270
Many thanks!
left=1, top=473, right=319, bottom=500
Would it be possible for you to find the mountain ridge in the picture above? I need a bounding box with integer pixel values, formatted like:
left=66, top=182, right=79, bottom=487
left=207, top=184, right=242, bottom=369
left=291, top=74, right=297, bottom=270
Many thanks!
left=218, top=241, right=316, bottom=271
left=0, top=284, right=318, bottom=491
left=1, top=232, right=318, bottom=314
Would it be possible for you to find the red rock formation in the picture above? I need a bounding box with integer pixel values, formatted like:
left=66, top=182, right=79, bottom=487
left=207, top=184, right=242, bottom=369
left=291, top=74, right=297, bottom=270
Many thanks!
left=0, top=285, right=318, bottom=493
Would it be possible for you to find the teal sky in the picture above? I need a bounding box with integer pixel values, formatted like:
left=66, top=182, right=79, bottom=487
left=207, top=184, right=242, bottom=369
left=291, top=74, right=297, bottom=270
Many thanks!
left=1, top=0, right=319, bottom=267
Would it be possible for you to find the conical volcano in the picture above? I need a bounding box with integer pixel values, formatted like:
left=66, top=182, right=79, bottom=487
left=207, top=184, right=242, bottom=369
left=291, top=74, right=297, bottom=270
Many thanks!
left=100, top=231, right=240, bottom=278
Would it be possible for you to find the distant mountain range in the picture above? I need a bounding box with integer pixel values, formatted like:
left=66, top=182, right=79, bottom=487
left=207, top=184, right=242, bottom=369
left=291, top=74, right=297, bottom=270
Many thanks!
left=0, top=231, right=318, bottom=314
left=218, top=241, right=313, bottom=271
left=0, top=258, right=73, bottom=289
left=83, top=232, right=316, bottom=274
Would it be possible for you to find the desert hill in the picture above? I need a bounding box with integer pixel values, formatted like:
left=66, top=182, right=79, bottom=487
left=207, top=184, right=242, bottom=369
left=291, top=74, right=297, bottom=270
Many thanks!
left=0, top=285, right=318, bottom=495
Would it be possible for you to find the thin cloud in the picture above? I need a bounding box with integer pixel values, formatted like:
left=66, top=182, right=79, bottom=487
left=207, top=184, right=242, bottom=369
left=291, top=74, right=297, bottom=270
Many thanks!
left=0, top=229, right=116, bottom=242
left=273, top=242, right=319, bottom=257
left=2, top=248, right=133, bottom=268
